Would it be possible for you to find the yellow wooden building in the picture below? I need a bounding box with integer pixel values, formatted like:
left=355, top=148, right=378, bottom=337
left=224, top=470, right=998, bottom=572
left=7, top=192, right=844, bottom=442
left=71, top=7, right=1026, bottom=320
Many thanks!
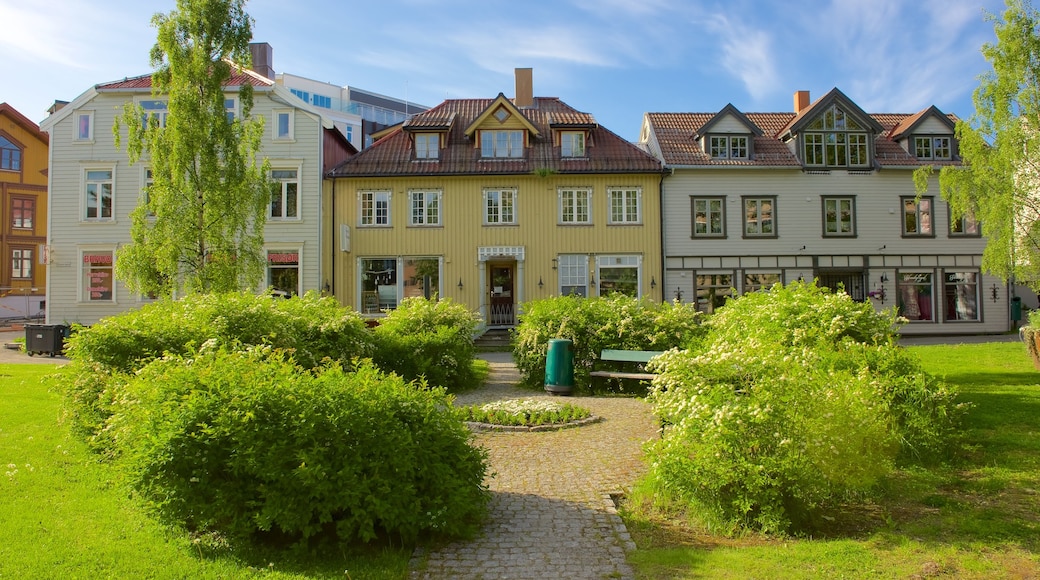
left=325, top=70, right=664, bottom=328
left=0, top=103, right=48, bottom=318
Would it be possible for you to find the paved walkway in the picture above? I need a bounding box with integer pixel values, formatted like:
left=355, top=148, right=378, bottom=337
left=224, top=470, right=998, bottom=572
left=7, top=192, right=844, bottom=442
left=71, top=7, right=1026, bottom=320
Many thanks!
left=411, top=352, right=659, bottom=579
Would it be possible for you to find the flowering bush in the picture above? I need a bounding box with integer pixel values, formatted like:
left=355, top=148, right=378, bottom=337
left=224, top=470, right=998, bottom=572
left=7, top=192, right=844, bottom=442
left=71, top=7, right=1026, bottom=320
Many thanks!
left=460, top=398, right=591, bottom=426
left=644, top=281, right=962, bottom=534
left=109, top=347, right=489, bottom=546
left=370, top=297, right=480, bottom=391
left=512, top=295, right=704, bottom=392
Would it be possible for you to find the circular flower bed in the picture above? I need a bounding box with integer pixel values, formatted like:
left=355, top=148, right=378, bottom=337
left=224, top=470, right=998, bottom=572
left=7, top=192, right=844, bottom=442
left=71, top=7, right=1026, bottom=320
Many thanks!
left=460, top=398, right=600, bottom=432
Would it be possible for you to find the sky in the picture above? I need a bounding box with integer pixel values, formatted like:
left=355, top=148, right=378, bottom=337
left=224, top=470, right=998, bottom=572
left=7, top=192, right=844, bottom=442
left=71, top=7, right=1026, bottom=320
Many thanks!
left=0, top=0, right=1009, bottom=142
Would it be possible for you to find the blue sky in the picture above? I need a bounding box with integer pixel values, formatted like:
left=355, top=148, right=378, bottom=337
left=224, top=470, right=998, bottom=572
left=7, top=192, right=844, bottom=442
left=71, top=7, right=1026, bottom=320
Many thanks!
left=0, top=0, right=1007, bottom=141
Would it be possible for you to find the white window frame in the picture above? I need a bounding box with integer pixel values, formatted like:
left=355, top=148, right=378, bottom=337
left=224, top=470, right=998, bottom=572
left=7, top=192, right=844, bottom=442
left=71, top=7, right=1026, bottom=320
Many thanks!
left=274, top=109, right=294, bottom=141
left=415, top=133, right=439, bottom=159
left=138, top=99, right=169, bottom=128
left=360, top=190, right=391, bottom=227
left=269, top=165, right=301, bottom=220
left=822, top=196, right=855, bottom=237
left=896, top=271, right=935, bottom=322
left=480, top=130, right=524, bottom=158
left=561, top=131, right=586, bottom=157
left=595, top=254, right=642, bottom=297
left=692, top=196, right=725, bottom=238
left=74, top=110, right=94, bottom=142
left=141, top=167, right=155, bottom=218
left=558, top=187, right=592, bottom=225
left=409, top=189, right=442, bottom=226
left=224, top=97, right=238, bottom=122
left=79, top=246, right=117, bottom=303
left=943, top=270, right=980, bottom=322
left=708, top=135, right=748, bottom=159
left=743, top=196, right=776, bottom=238
left=608, top=187, right=641, bottom=225
left=265, top=246, right=303, bottom=297
left=11, top=247, right=32, bottom=279
left=483, top=188, right=517, bottom=225
left=557, top=254, right=588, bottom=297
left=83, top=166, right=115, bottom=222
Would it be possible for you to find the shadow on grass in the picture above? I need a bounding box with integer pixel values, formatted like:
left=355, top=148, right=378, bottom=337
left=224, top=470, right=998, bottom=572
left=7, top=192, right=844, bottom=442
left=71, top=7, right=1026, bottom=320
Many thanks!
left=939, top=370, right=1040, bottom=389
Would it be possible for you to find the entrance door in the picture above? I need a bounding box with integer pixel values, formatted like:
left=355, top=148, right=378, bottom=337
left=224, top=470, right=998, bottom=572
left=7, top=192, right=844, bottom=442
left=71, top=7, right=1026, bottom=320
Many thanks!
left=488, top=264, right=515, bottom=326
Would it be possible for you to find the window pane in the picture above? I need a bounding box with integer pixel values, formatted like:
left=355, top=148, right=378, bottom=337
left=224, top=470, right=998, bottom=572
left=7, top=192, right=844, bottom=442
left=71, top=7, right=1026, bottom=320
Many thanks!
left=361, top=258, right=398, bottom=310
left=897, top=272, right=934, bottom=321
left=83, top=251, right=114, bottom=301
left=944, top=272, right=978, bottom=321
left=267, top=251, right=299, bottom=296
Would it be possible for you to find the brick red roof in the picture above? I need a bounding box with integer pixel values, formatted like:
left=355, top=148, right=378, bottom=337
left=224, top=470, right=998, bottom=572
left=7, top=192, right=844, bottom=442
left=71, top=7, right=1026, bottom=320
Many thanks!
left=646, top=109, right=962, bottom=168
left=96, top=70, right=273, bottom=91
left=329, top=97, right=663, bottom=177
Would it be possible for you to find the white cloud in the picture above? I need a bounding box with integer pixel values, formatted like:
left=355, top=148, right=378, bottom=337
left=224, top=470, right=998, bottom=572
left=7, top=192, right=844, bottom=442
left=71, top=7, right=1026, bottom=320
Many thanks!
left=705, top=14, right=780, bottom=101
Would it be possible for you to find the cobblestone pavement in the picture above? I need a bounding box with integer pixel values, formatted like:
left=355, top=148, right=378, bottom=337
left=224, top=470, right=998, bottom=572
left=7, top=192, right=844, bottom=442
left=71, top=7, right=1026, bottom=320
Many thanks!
left=411, top=353, right=659, bottom=580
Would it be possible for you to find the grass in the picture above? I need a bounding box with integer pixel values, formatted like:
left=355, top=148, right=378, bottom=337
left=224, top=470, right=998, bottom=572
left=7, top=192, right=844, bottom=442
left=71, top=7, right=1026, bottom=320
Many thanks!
left=622, top=341, right=1040, bottom=579
left=0, top=363, right=411, bottom=579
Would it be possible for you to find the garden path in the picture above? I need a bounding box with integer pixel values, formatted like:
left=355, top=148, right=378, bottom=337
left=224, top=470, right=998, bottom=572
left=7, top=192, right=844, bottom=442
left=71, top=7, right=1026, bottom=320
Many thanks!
left=410, top=352, right=659, bottom=579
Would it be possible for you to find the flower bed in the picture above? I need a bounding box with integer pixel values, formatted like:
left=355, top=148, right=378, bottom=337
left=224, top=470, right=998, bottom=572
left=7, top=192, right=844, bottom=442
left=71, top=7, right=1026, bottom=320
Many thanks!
left=460, top=398, right=599, bottom=432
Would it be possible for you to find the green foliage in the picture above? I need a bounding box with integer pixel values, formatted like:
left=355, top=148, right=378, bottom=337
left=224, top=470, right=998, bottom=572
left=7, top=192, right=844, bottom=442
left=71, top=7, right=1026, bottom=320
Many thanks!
left=914, top=0, right=1040, bottom=289
left=370, top=297, right=480, bottom=390
left=644, top=281, right=962, bottom=534
left=109, top=347, right=489, bottom=546
left=512, top=295, right=705, bottom=391
left=113, top=0, right=269, bottom=296
left=58, top=291, right=373, bottom=447
left=460, top=398, right=591, bottom=426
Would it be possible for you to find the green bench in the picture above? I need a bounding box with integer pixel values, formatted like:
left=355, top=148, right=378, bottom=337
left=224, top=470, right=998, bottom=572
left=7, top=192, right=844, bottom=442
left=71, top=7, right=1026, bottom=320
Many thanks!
left=589, top=348, right=664, bottom=381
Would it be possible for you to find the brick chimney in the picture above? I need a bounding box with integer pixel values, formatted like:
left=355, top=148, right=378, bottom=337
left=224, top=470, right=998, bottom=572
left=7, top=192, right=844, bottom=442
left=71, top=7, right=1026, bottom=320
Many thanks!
left=794, top=90, right=810, bottom=113
left=249, top=42, right=275, bottom=79
left=515, top=68, right=533, bottom=108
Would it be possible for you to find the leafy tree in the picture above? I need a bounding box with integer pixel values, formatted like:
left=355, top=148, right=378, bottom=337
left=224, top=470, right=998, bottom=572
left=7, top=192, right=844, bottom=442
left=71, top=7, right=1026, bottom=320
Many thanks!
left=114, top=0, right=270, bottom=296
left=915, top=0, right=1040, bottom=289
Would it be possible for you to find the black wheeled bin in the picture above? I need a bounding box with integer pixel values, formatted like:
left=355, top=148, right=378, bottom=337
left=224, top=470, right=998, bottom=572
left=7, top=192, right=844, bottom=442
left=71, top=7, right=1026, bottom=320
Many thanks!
left=24, top=324, right=68, bottom=357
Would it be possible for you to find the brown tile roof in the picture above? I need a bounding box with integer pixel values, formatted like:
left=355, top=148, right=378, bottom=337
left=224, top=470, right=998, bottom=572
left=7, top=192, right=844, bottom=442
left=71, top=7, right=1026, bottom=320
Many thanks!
left=329, top=97, right=663, bottom=177
left=646, top=109, right=963, bottom=168
left=96, top=70, right=273, bottom=91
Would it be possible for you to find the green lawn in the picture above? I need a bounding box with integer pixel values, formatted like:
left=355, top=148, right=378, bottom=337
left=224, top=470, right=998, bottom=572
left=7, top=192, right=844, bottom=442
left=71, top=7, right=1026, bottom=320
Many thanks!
left=624, top=341, right=1040, bottom=579
left=0, top=364, right=411, bottom=579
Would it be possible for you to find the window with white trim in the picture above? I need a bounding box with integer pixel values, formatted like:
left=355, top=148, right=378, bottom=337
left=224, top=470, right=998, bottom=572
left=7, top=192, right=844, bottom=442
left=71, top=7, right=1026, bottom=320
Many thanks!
left=359, top=257, right=442, bottom=313
left=557, top=254, right=588, bottom=297
left=802, top=105, right=869, bottom=167
left=709, top=135, right=748, bottom=159
left=902, top=196, right=933, bottom=236
left=561, top=131, right=585, bottom=157
left=480, top=130, right=524, bottom=158
left=914, top=136, right=952, bottom=160
left=484, top=188, right=517, bottom=224
left=224, top=98, right=237, bottom=122
left=11, top=247, right=32, bottom=279
left=559, top=187, right=591, bottom=224
left=84, top=168, right=114, bottom=220
left=823, top=196, right=855, bottom=236
left=608, top=187, right=641, bottom=224
left=943, top=271, right=979, bottom=321
left=75, top=110, right=94, bottom=141
left=139, top=99, right=169, bottom=127
left=597, top=255, right=640, bottom=297
left=415, top=134, right=439, bottom=159
left=269, top=169, right=299, bottom=219
left=692, top=196, right=725, bottom=237
left=267, top=249, right=300, bottom=297
left=141, top=168, right=155, bottom=217
left=274, top=109, right=294, bottom=140
left=897, top=272, right=934, bottom=322
left=360, top=190, right=391, bottom=226
left=81, top=249, right=115, bottom=302
left=409, top=190, right=441, bottom=226
left=743, top=196, right=775, bottom=237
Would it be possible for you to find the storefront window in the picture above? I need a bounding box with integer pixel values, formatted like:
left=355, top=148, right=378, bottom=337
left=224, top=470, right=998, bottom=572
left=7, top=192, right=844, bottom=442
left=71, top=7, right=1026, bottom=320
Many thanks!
left=267, top=250, right=300, bottom=297
left=744, top=272, right=781, bottom=293
left=597, top=255, right=639, bottom=297
left=82, top=251, right=114, bottom=302
left=361, top=258, right=398, bottom=312
left=944, top=272, right=979, bottom=321
left=897, top=272, right=934, bottom=322
left=403, top=258, right=440, bottom=300
left=696, top=273, right=733, bottom=313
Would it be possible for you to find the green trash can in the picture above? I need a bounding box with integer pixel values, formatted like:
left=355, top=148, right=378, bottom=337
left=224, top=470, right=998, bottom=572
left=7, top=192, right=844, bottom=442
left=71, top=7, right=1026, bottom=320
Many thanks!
left=544, top=338, right=574, bottom=395
left=1012, top=296, right=1023, bottom=321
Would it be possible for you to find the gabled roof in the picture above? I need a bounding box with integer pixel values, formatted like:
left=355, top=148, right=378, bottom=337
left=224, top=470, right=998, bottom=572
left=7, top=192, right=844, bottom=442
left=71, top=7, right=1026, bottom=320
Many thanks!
left=403, top=110, right=456, bottom=132
left=888, top=105, right=957, bottom=140
left=696, top=103, right=763, bottom=139
left=96, top=67, right=275, bottom=91
left=463, top=93, right=540, bottom=138
left=0, top=103, right=49, bottom=145
left=330, top=96, right=663, bottom=177
left=549, top=111, right=597, bottom=129
left=778, top=87, right=884, bottom=139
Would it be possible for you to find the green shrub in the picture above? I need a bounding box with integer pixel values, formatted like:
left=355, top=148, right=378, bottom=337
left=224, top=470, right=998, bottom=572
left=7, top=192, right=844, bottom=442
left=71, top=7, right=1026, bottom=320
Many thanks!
left=512, top=295, right=704, bottom=391
left=644, top=281, right=962, bottom=534
left=109, top=346, right=489, bottom=546
left=370, top=298, right=480, bottom=390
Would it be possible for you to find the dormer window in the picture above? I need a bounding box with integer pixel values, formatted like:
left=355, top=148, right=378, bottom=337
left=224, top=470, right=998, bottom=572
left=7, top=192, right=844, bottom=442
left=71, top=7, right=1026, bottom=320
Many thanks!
left=561, top=131, right=585, bottom=157
left=914, top=136, right=951, bottom=160
left=803, top=105, right=869, bottom=167
left=415, top=133, right=439, bottom=159
left=709, top=135, right=748, bottom=159
left=480, top=130, right=524, bottom=158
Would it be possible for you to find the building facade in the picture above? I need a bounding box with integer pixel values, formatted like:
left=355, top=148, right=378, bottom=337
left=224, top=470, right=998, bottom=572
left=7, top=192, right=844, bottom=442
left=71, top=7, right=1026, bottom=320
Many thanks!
left=640, top=88, right=1011, bottom=335
left=327, top=69, right=665, bottom=328
left=0, top=103, right=49, bottom=320
left=40, top=68, right=352, bottom=325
